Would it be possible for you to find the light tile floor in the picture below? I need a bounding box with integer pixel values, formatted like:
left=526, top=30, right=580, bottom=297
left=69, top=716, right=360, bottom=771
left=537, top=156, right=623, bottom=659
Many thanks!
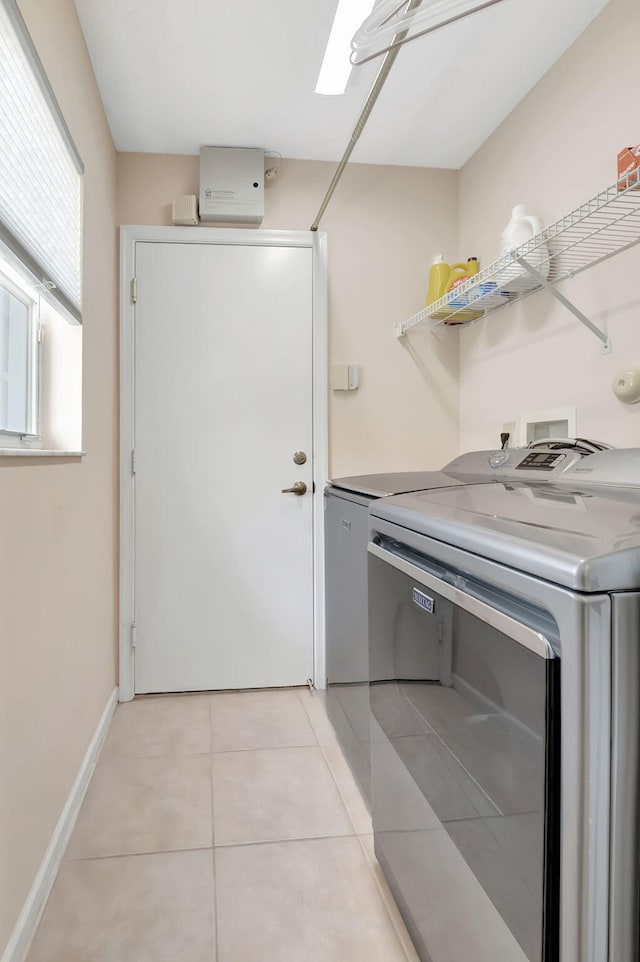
left=27, top=688, right=419, bottom=962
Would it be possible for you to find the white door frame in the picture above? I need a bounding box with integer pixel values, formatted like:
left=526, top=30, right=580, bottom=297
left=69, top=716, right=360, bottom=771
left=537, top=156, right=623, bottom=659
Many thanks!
left=119, top=225, right=328, bottom=702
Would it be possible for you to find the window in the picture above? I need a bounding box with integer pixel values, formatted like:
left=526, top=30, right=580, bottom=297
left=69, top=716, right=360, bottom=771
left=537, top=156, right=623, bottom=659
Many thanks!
left=0, top=0, right=83, bottom=324
left=0, top=0, right=83, bottom=453
left=0, top=272, right=38, bottom=439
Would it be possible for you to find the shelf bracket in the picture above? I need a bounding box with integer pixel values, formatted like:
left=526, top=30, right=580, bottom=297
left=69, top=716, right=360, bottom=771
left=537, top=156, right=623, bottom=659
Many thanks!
left=517, top=257, right=611, bottom=352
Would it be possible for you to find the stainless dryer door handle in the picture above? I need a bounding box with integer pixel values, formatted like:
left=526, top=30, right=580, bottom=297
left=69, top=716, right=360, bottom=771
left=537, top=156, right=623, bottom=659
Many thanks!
left=368, top=541, right=554, bottom=660
left=282, top=481, right=307, bottom=496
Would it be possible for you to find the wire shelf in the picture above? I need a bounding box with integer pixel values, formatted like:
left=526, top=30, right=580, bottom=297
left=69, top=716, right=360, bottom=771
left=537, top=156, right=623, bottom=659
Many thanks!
left=396, top=170, right=640, bottom=341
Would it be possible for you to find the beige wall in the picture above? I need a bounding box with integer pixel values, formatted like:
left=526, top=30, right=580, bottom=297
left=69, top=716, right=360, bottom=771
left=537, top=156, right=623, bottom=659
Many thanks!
left=117, top=154, right=461, bottom=476
left=458, top=0, right=640, bottom=450
left=0, top=0, right=117, bottom=952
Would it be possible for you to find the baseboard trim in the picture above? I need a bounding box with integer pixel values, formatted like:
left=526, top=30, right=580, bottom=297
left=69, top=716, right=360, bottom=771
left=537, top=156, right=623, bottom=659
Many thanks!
left=1, top=687, right=118, bottom=962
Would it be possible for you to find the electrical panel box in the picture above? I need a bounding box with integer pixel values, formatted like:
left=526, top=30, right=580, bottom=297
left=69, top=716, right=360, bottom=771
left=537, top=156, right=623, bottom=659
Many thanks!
left=199, top=147, right=264, bottom=225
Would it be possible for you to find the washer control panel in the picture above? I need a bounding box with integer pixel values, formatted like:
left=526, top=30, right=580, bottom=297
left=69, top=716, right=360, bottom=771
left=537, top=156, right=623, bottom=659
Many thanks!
left=515, top=451, right=567, bottom=471
left=445, top=445, right=597, bottom=481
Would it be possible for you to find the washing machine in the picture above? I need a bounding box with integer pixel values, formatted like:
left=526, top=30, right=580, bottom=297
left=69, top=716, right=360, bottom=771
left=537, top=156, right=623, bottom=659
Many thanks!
left=367, top=447, right=640, bottom=962
left=325, top=470, right=469, bottom=804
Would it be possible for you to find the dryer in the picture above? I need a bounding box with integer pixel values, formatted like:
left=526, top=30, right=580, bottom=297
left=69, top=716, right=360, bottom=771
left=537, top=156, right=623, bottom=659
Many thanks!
left=367, top=448, right=640, bottom=962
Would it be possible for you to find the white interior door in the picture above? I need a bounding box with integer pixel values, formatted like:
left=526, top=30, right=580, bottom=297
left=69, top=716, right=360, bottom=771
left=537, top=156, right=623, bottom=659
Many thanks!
left=133, top=239, right=315, bottom=693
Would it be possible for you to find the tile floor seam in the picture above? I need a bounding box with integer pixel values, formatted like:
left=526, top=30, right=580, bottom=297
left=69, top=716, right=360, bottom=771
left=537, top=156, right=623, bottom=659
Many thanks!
left=208, top=751, right=220, bottom=962
left=295, top=688, right=327, bottom=746
left=212, top=827, right=355, bottom=849
left=434, top=808, right=540, bottom=824
left=64, top=842, right=215, bottom=863
left=208, top=686, right=308, bottom=697
left=317, top=739, right=362, bottom=837
left=210, top=743, right=328, bottom=759
left=106, top=750, right=213, bottom=760
left=214, top=833, right=358, bottom=853
left=209, top=752, right=216, bottom=847
left=209, top=740, right=317, bottom=753
left=211, top=846, right=219, bottom=962
left=356, top=835, right=420, bottom=962
left=62, top=846, right=216, bottom=863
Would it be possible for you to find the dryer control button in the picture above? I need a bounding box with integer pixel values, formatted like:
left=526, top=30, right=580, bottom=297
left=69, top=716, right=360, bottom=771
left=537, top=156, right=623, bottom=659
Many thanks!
left=489, top=452, right=510, bottom=468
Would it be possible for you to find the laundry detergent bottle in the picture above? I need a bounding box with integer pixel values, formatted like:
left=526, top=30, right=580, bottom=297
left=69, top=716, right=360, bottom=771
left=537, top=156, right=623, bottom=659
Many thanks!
left=427, top=257, right=483, bottom=323
left=442, top=257, right=482, bottom=323
left=499, top=204, right=550, bottom=289
left=446, top=257, right=479, bottom=293
left=500, top=204, right=542, bottom=253
left=426, top=253, right=449, bottom=306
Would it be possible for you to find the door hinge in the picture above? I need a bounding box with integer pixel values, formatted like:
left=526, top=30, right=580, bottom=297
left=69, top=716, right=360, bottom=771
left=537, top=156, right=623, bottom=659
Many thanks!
left=131, top=277, right=137, bottom=303
left=131, top=448, right=136, bottom=475
left=130, top=623, right=137, bottom=648
left=37, top=323, right=44, bottom=344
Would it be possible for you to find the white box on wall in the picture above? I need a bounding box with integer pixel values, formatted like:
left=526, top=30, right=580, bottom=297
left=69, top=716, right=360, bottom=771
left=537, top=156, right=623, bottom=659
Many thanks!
left=331, top=364, right=359, bottom=391
left=516, top=406, right=576, bottom=446
left=172, top=194, right=198, bottom=225
left=199, top=147, right=264, bottom=225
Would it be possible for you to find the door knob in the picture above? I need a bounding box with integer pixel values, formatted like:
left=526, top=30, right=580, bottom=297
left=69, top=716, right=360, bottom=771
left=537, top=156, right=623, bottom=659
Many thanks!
left=281, top=481, right=307, bottom=496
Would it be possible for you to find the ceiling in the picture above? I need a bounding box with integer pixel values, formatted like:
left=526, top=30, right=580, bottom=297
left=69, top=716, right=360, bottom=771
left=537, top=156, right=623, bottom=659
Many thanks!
left=73, top=0, right=609, bottom=169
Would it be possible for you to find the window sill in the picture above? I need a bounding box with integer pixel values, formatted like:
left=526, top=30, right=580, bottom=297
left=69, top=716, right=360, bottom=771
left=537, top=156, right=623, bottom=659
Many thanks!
left=0, top=449, right=85, bottom=458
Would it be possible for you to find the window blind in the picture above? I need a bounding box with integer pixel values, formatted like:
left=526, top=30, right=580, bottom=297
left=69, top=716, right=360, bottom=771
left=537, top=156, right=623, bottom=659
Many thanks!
left=0, top=0, right=83, bottom=323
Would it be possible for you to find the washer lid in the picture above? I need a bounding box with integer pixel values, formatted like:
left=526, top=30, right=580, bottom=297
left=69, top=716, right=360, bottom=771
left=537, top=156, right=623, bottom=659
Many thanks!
left=371, top=481, right=640, bottom=591
left=327, top=470, right=467, bottom=498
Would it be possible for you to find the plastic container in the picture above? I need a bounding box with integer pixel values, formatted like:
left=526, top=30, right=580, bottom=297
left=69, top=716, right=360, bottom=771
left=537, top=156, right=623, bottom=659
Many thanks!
left=443, top=257, right=482, bottom=323
left=428, top=257, right=483, bottom=323
left=427, top=256, right=479, bottom=306
left=498, top=204, right=550, bottom=291
left=446, top=256, right=479, bottom=294
left=426, top=253, right=450, bottom=306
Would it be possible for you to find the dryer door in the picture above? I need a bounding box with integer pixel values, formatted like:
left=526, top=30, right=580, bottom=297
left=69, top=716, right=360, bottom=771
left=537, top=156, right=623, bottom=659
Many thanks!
left=368, top=542, right=560, bottom=962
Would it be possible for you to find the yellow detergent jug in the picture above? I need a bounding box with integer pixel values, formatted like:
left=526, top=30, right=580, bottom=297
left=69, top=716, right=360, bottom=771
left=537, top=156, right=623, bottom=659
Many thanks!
left=428, top=257, right=483, bottom=323
left=426, top=253, right=450, bottom=306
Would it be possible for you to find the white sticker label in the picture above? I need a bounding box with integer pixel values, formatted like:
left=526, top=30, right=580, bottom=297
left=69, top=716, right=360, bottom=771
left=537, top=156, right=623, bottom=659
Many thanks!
left=413, top=587, right=435, bottom=614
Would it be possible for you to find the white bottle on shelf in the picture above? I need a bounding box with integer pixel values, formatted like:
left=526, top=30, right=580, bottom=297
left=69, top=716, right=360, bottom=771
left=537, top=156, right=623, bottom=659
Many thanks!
left=499, top=204, right=550, bottom=292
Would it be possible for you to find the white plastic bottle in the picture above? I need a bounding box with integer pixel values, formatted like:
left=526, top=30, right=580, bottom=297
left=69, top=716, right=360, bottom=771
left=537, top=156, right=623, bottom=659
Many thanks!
left=499, top=204, right=550, bottom=291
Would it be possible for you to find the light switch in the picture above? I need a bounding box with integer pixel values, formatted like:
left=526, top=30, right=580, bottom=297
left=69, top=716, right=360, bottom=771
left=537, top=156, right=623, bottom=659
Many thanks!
left=332, top=364, right=359, bottom=391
